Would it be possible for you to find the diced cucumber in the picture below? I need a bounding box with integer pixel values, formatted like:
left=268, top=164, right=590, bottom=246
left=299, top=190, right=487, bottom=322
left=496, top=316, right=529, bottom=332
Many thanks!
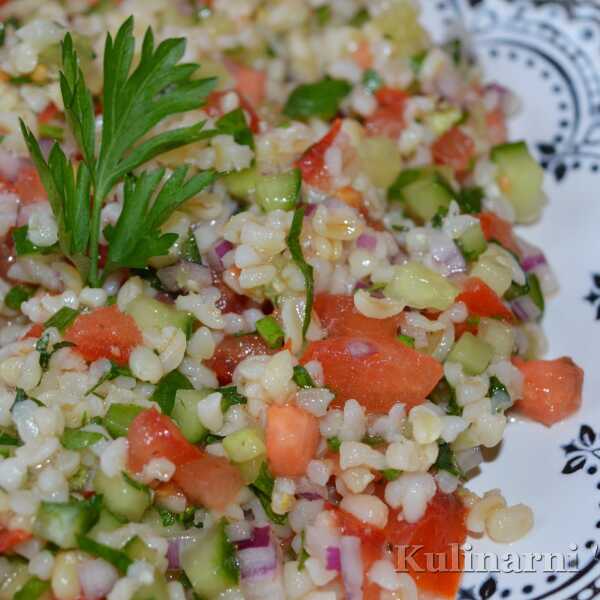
left=182, top=521, right=239, bottom=599
left=142, top=508, right=186, bottom=537
left=0, top=560, right=30, bottom=600
left=34, top=499, right=100, bottom=549
left=385, top=262, right=459, bottom=311
left=103, top=403, right=144, bottom=439
left=477, top=318, right=514, bottom=359
left=358, top=136, right=402, bottom=188
left=457, top=223, right=487, bottom=261
left=132, top=572, right=169, bottom=600
left=223, top=166, right=257, bottom=200
left=491, top=141, right=544, bottom=223
left=88, top=509, right=124, bottom=539
left=172, top=389, right=209, bottom=443
left=424, top=107, right=463, bottom=136
left=124, top=536, right=160, bottom=566
left=125, top=296, right=194, bottom=337
left=256, top=168, right=301, bottom=212
left=447, top=332, right=493, bottom=375
left=14, top=577, right=50, bottom=600
left=223, top=428, right=266, bottom=463
left=93, top=471, right=151, bottom=522
left=403, top=178, right=454, bottom=222
left=470, top=246, right=513, bottom=296
left=237, top=456, right=264, bottom=484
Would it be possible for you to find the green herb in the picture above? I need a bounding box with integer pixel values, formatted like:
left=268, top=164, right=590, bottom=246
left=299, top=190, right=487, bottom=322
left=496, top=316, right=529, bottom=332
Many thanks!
left=362, top=434, right=385, bottom=447
left=527, top=273, right=545, bottom=314
left=181, top=232, right=202, bottom=264
left=431, top=205, right=449, bottom=228
left=504, top=279, right=529, bottom=301
left=283, top=77, right=351, bottom=121
left=216, top=107, right=254, bottom=150
left=382, top=468, right=401, bottom=481
left=122, top=471, right=149, bottom=493
left=4, top=285, right=35, bottom=310
left=315, top=5, right=332, bottom=26
left=249, top=462, right=287, bottom=525
left=348, top=7, right=369, bottom=27
left=434, top=442, right=463, bottom=478
left=0, top=431, right=21, bottom=446
left=327, top=436, right=341, bottom=452
left=298, top=530, right=309, bottom=569
left=445, top=38, right=463, bottom=65
left=220, top=386, right=247, bottom=413
left=255, top=315, right=284, bottom=349
left=77, top=535, right=132, bottom=573
left=12, top=225, right=59, bottom=256
left=362, top=69, right=383, bottom=93
left=203, top=433, right=224, bottom=445
left=69, top=465, right=89, bottom=490
left=157, top=506, right=176, bottom=527
left=61, top=428, right=105, bottom=450
left=44, top=307, right=80, bottom=332
left=176, top=505, right=196, bottom=529
left=103, top=403, right=144, bottom=438
left=286, top=207, right=314, bottom=336
left=86, top=361, right=133, bottom=395
left=456, top=186, right=483, bottom=214
left=387, top=168, right=424, bottom=202
left=39, top=123, right=64, bottom=141
left=397, top=334, right=415, bottom=348
left=410, top=50, right=428, bottom=75
left=36, top=332, right=52, bottom=370
left=429, top=378, right=462, bottom=416
left=130, top=267, right=169, bottom=292
left=446, top=388, right=462, bottom=417
left=12, top=388, right=43, bottom=408
left=20, top=18, right=218, bottom=287
left=488, top=375, right=512, bottom=413
left=292, top=365, right=315, bottom=388
left=151, top=370, right=194, bottom=415
left=14, top=577, right=50, bottom=600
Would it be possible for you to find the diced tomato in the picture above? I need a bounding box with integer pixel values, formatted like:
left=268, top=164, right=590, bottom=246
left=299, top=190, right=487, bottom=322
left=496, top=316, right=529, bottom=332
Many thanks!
left=128, top=408, right=202, bottom=473
left=301, top=335, right=443, bottom=412
left=225, top=61, right=267, bottom=108
left=385, top=492, right=467, bottom=598
left=13, top=164, right=47, bottom=204
left=314, top=293, right=404, bottom=338
left=456, top=277, right=514, bottom=321
left=432, top=127, right=476, bottom=174
left=266, top=404, right=320, bottom=477
left=205, top=334, right=276, bottom=386
left=212, top=270, right=253, bottom=314
left=352, top=40, right=373, bottom=69
left=205, top=90, right=261, bottom=133
left=22, top=323, right=44, bottom=339
left=513, top=357, right=584, bottom=426
left=296, top=119, right=343, bottom=189
left=174, top=454, right=243, bottom=510
left=38, top=103, right=60, bottom=124
left=478, top=211, right=521, bottom=257
left=486, top=107, right=508, bottom=146
left=454, top=319, right=478, bottom=339
left=0, top=528, right=32, bottom=553
left=64, top=305, right=142, bottom=366
left=364, top=88, right=408, bottom=139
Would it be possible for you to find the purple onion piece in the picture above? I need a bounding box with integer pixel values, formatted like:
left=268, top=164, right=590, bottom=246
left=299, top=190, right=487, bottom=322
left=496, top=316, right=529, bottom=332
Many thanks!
left=236, top=526, right=271, bottom=550
left=511, top=295, right=541, bottom=322
left=521, top=253, right=547, bottom=272
left=166, top=539, right=181, bottom=570
left=215, top=239, right=234, bottom=259
left=356, top=233, right=377, bottom=251
left=326, top=546, right=342, bottom=571
left=346, top=339, right=377, bottom=358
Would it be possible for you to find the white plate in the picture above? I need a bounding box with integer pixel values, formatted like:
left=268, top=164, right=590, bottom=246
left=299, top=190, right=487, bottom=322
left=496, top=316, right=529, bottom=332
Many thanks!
left=422, top=2, right=600, bottom=598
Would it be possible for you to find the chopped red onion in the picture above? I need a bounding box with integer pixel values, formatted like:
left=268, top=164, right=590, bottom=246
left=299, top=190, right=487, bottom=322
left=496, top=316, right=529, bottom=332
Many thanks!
left=347, top=339, right=377, bottom=359
left=356, top=233, right=377, bottom=251
left=78, top=559, right=119, bottom=599
left=304, top=203, right=317, bottom=216
left=521, top=253, right=547, bottom=272
left=326, top=546, right=342, bottom=571
left=238, top=544, right=278, bottom=580
left=340, top=536, right=364, bottom=600
left=207, top=239, right=233, bottom=271
left=455, top=446, right=483, bottom=474
left=354, top=280, right=369, bottom=291
left=511, top=295, right=541, bottom=322
left=296, top=491, right=324, bottom=501
left=167, top=539, right=181, bottom=570
left=429, top=232, right=466, bottom=275
left=215, top=239, right=234, bottom=258
left=237, top=526, right=271, bottom=551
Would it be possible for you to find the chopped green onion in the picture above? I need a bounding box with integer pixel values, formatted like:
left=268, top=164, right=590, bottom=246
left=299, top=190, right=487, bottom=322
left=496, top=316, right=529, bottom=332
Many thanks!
left=0, top=432, right=21, bottom=446
left=397, top=334, right=415, bottom=348
left=434, top=442, right=463, bottom=478
left=249, top=462, right=287, bottom=525
left=4, top=285, right=35, bottom=310
left=44, top=307, right=80, bottom=332
left=61, top=428, right=105, bottom=450
left=103, top=403, right=144, bottom=438
left=14, top=577, right=50, bottom=600
left=292, top=365, right=315, bottom=388
left=77, top=535, right=132, bottom=573
left=381, top=468, right=401, bottom=481
left=456, top=186, right=484, bottom=214
left=256, top=316, right=284, bottom=349
left=327, top=436, right=341, bottom=452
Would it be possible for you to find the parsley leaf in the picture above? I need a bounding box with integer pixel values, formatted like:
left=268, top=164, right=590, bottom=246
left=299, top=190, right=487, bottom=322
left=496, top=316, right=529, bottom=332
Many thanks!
left=216, top=108, right=254, bottom=149
left=12, top=226, right=59, bottom=256
left=456, top=186, right=484, bottom=214
left=249, top=462, right=287, bottom=525
left=283, top=77, right=352, bottom=121
left=77, top=535, right=132, bottom=573
left=151, top=370, right=194, bottom=415
left=86, top=361, right=133, bottom=396
left=434, top=442, right=463, bottom=479
left=286, top=207, right=314, bottom=336
left=61, top=428, right=106, bottom=450
left=220, top=386, right=247, bottom=413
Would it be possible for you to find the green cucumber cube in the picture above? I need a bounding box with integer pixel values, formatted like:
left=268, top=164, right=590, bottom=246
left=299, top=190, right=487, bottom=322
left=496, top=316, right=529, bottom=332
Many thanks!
left=447, top=332, right=493, bottom=375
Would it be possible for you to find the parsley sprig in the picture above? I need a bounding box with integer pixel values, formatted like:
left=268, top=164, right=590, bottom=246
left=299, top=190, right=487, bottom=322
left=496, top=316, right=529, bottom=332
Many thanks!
left=20, top=17, right=217, bottom=286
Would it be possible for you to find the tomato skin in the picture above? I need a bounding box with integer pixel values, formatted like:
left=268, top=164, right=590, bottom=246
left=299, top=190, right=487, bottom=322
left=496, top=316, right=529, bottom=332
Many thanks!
left=486, top=107, right=508, bottom=146
left=314, top=293, right=404, bottom=338
left=205, top=333, right=276, bottom=386
left=513, top=357, right=583, bottom=426
left=0, top=528, right=31, bottom=553
left=478, top=212, right=521, bottom=257
left=22, top=323, right=44, bottom=340
left=301, top=335, right=443, bottom=412
left=385, top=492, right=467, bottom=598
left=296, top=119, right=343, bottom=189
left=456, top=277, right=514, bottom=321
left=38, top=103, right=60, bottom=124
left=64, top=305, right=142, bottom=366
left=432, top=127, right=476, bottom=174
left=364, top=88, right=408, bottom=139
left=128, top=408, right=203, bottom=473
left=226, top=61, right=267, bottom=108
left=266, top=404, right=320, bottom=477
left=174, top=454, right=243, bottom=510
left=13, top=164, right=47, bottom=204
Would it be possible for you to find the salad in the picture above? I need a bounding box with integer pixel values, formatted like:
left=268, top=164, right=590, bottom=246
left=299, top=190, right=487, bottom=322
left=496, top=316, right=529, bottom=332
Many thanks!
left=0, top=1, right=585, bottom=599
